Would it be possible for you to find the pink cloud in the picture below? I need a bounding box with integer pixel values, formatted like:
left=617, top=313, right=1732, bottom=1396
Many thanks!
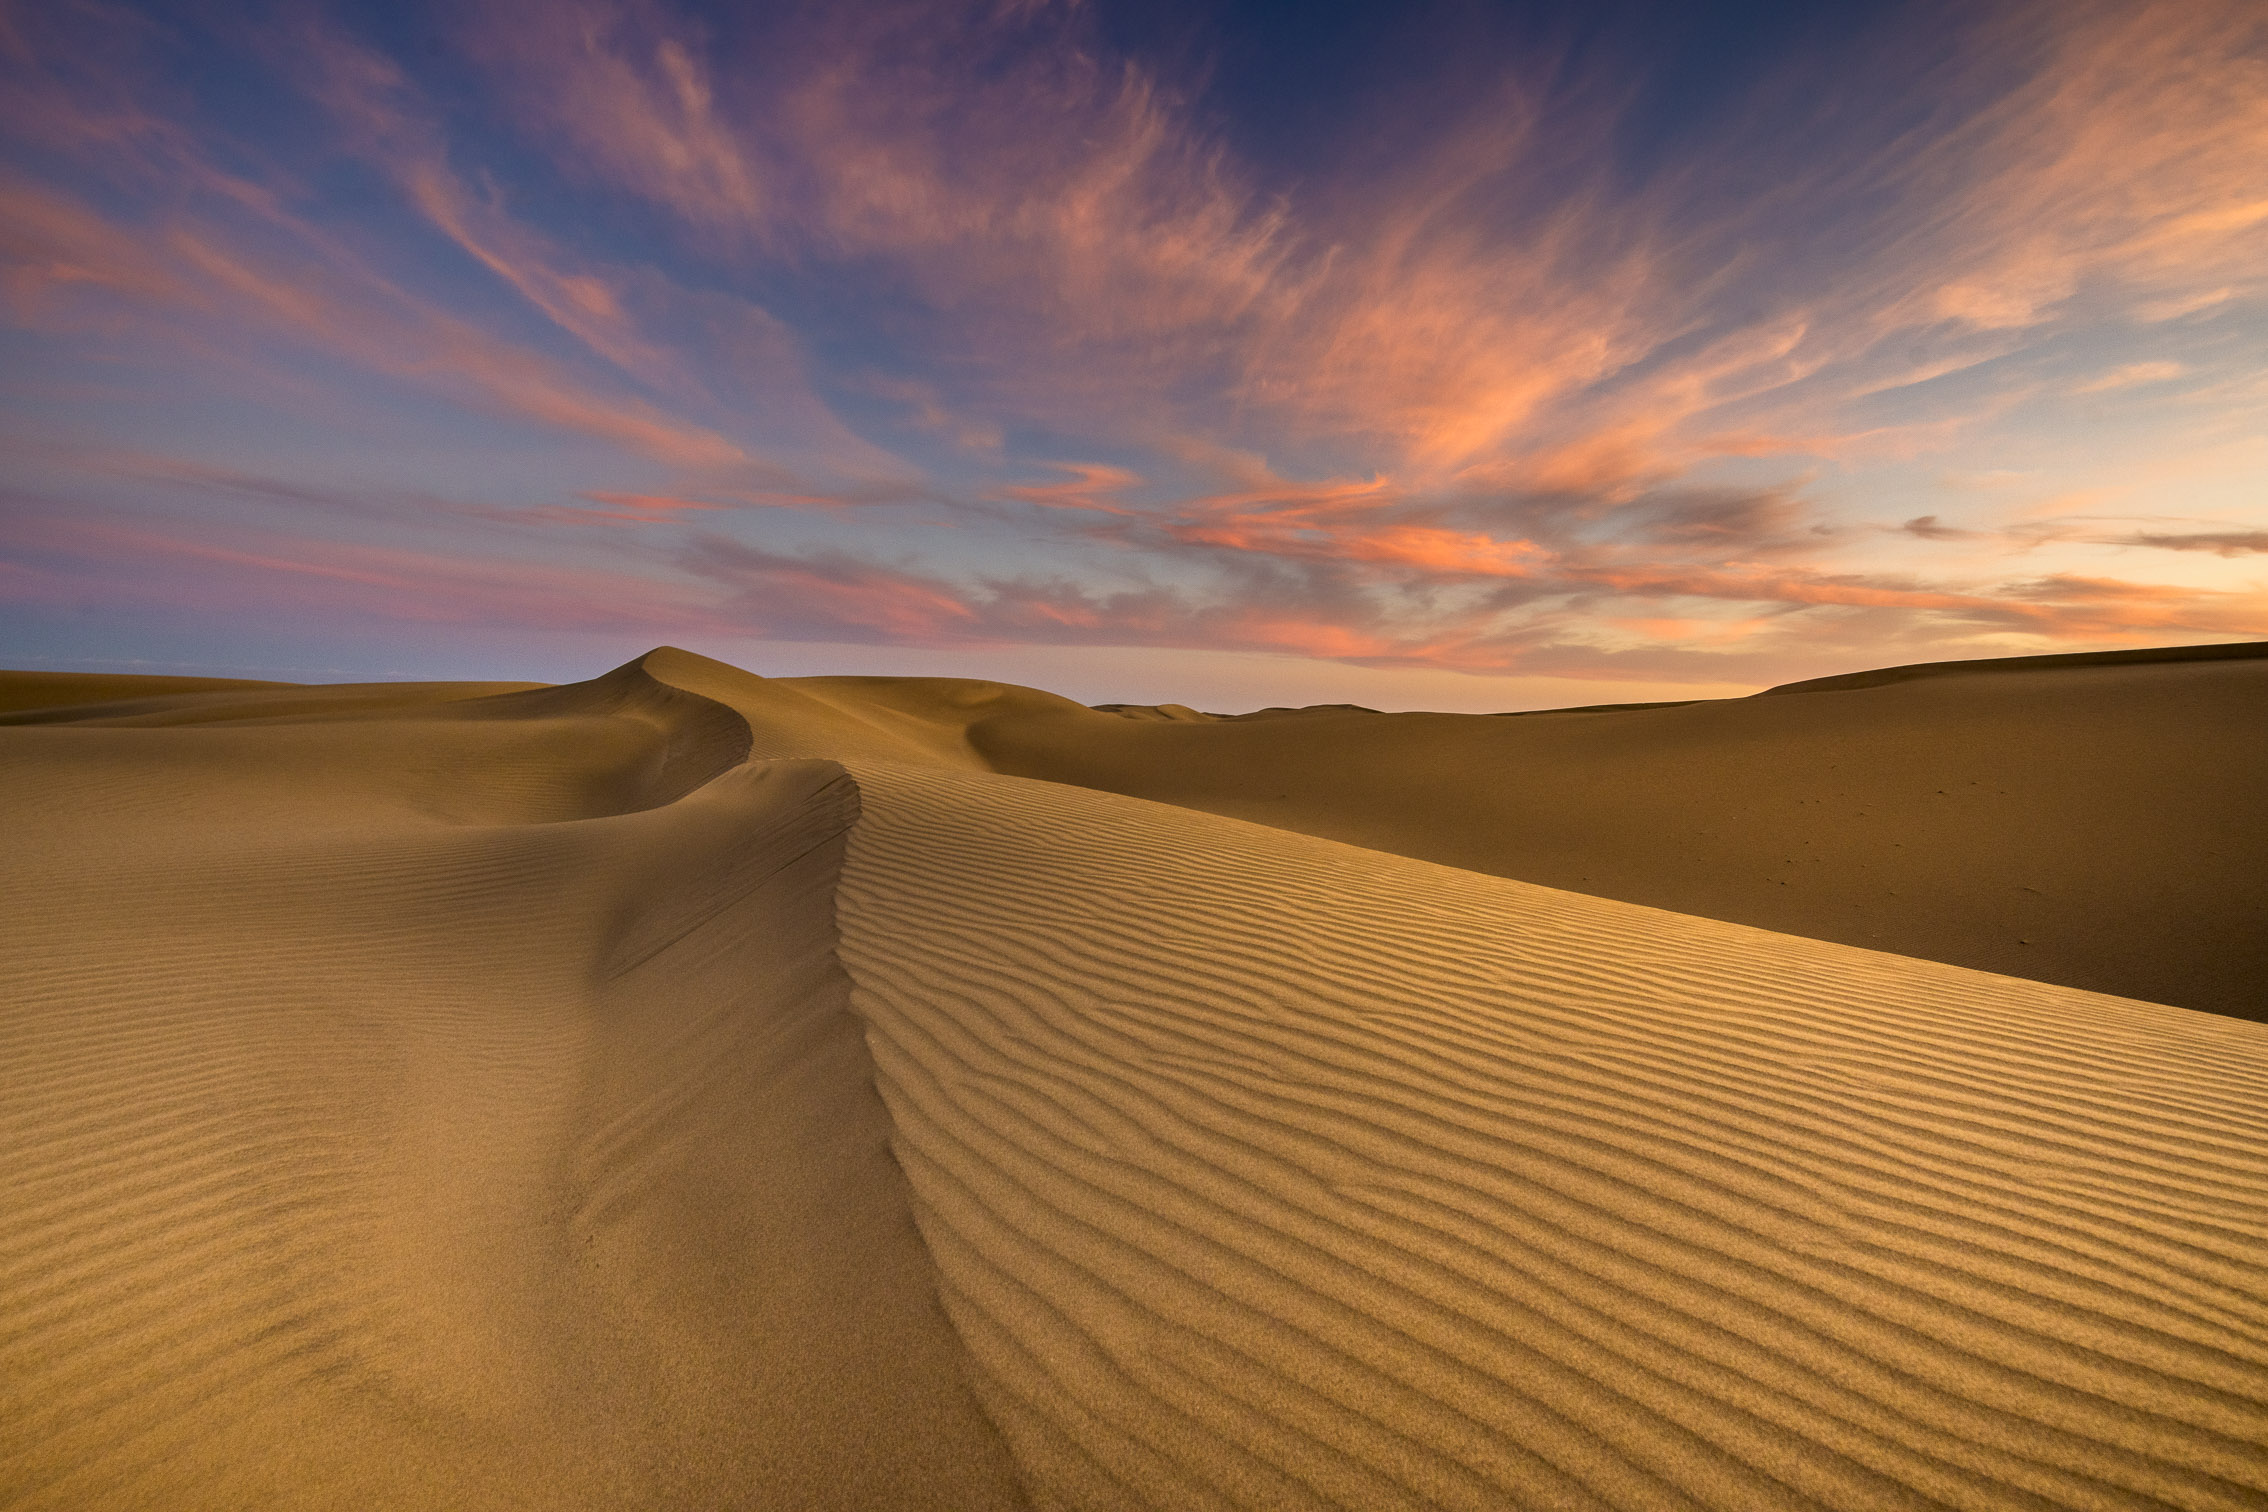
left=571, top=491, right=731, bottom=524
left=999, top=463, right=1145, bottom=515
left=0, top=26, right=765, bottom=476
left=159, top=228, right=747, bottom=470
left=0, top=176, right=192, bottom=320
left=1899, top=2, right=2268, bottom=334
left=460, top=0, right=1292, bottom=427
left=10, top=0, right=2268, bottom=697
left=452, top=0, right=2268, bottom=514
left=685, top=538, right=990, bottom=641
left=1166, top=518, right=1545, bottom=577
left=0, top=171, right=750, bottom=469
left=458, top=0, right=768, bottom=239
left=1, top=511, right=727, bottom=635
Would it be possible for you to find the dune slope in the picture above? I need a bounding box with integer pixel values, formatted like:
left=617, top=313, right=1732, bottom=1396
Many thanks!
left=0, top=656, right=1027, bottom=1511
left=6, top=646, right=2267, bottom=1511
left=824, top=757, right=2268, bottom=1511
left=787, top=647, right=2267, bottom=1017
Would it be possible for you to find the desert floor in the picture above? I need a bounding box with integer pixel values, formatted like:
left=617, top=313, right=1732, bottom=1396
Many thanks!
left=3, top=643, right=2263, bottom=1510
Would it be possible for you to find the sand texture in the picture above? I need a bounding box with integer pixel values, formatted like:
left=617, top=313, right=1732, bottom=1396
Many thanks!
left=960, top=644, right=2268, bottom=1018
left=4, top=646, right=2266, bottom=1510
left=0, top=659, right=1026, bottom=1511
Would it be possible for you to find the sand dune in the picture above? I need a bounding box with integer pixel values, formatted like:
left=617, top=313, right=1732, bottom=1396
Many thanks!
left=828, top=758, right=2268, bottom=1511
left=757, top=644, right=2268, bottom=1017
left=0, top=655, right=1024, bottom=1511
left=3, top=646, right=2266, bottom=1510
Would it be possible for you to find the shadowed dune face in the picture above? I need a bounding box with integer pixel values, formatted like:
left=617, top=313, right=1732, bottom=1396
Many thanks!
left=4, top=645, right=2267, bottom=1510
left=771, top=653, right=2265, bottom=1018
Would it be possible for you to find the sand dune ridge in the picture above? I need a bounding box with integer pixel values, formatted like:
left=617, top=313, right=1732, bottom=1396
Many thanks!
left=0, top=655, right=1028, bottom=1510
left=811, top=756, right=2268, bottom=1511
left=3, top=647, right=2265, bottom=1510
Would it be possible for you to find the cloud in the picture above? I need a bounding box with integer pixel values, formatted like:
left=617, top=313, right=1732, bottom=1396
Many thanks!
left=1891, top=2, right=2268, bottom=333
left=1987, top=572, right=2268, bottom=637
left=277, top=21, right=702, bottom=389
left=0, top=175, right=191, bottom=319
left=461, top=0, right=1290, bottom=358
left=139, top=0, right=2268, bottom=502
left=172, top=230, right=749, bottom=468
left=0, top=508, right=725, bottom=635
left=1162, top=515, right=1545, bottom=578
left=8, top=0, right=2268, bottom=696
left=457, top=0, right=2268, bottom=494
left=2072, top=361, right=2186, bottom=394
left=1615, top=488, right=1819, bottom=553
left=1898, top=515, right=1980, bottom=541
left=457, top=0, right=768, bottom=238
left=0, top=16, right=919, bottom=488
left=683, top=535, right=1095, bottom=645
left=664, top=517, right=2267, bottom=680
left=0, top=173, right=750, bottom=469
left=558, top=491, right=729, bottom=525
left=6, top=443, right=752, bottom=535
left=2113, top=530, right=2268, bottom=556
left=863, top=376, right=1004, bottom=452
left=679, top=532, right=1433, bottom=659
left=999, top=463, right=1145, bottom=514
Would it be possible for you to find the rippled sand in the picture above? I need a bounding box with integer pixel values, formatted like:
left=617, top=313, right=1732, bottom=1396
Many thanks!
left=3, top=646, right=2263, bottom=1510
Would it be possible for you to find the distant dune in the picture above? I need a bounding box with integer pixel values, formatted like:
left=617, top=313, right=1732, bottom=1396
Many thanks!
left=3, top=645, right=2264, bottom=1510
left=846, top=639, right=2268, bottom=1018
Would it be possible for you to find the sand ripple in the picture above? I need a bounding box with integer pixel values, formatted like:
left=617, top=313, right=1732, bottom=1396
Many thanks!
left=834, top=760, right=2268, bottom=1511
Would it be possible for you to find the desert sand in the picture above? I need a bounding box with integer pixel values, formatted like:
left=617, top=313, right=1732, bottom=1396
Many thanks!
left=2, top=645, right=2264, bottom=1510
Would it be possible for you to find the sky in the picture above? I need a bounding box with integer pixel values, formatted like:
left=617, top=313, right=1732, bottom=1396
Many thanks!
left=2, top=0, right=2264, bottom=710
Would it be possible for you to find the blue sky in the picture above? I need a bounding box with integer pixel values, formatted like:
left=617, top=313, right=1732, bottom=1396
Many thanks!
left=3, top=0, right=2263, bottom=708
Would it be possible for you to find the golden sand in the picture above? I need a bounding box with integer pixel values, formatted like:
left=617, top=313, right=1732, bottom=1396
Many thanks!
left=3, top=646, right=2263, bottom=1509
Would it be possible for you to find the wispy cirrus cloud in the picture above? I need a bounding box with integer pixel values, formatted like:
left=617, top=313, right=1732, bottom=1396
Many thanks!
left=0, top=505, right=722, bottom=635
left=2072, top=362, right=2187, bottom=395
left=0, top=171, right=749, bottom=469
left=997, top=463, right=1146, bottom=515
left=453, top=0, right=2268, bottom=486
left=275, top=16, right=905, bottom=482
left=459, top=0, right=1292, bottom=361
left=3, top=0, right=2263, bottom=698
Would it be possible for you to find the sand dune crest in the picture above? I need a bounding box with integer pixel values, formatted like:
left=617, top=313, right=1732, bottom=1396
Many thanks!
left=751, top=650, right=2268, bottom=1016
left=0, top=661, right=1027, bottom=1510
left=6, top=648, right=2267, bottom=1510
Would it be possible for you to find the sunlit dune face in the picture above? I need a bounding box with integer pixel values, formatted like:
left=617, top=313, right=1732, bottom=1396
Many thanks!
left=1, top=0, right=2262, bottom=694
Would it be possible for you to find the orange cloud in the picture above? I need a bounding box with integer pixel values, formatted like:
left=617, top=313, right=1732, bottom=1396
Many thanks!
left=1000, top=463, right=1145, bottom=514
left=445, top=0, right=2264, bottom=504
left=10, top=0, right=2267, bottom=696
left=2072, top=361, right=2185, bottom=395
left=1167, top=518, right=1543, bottom=577
left=1905, top=1, right=2268, bottom=334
